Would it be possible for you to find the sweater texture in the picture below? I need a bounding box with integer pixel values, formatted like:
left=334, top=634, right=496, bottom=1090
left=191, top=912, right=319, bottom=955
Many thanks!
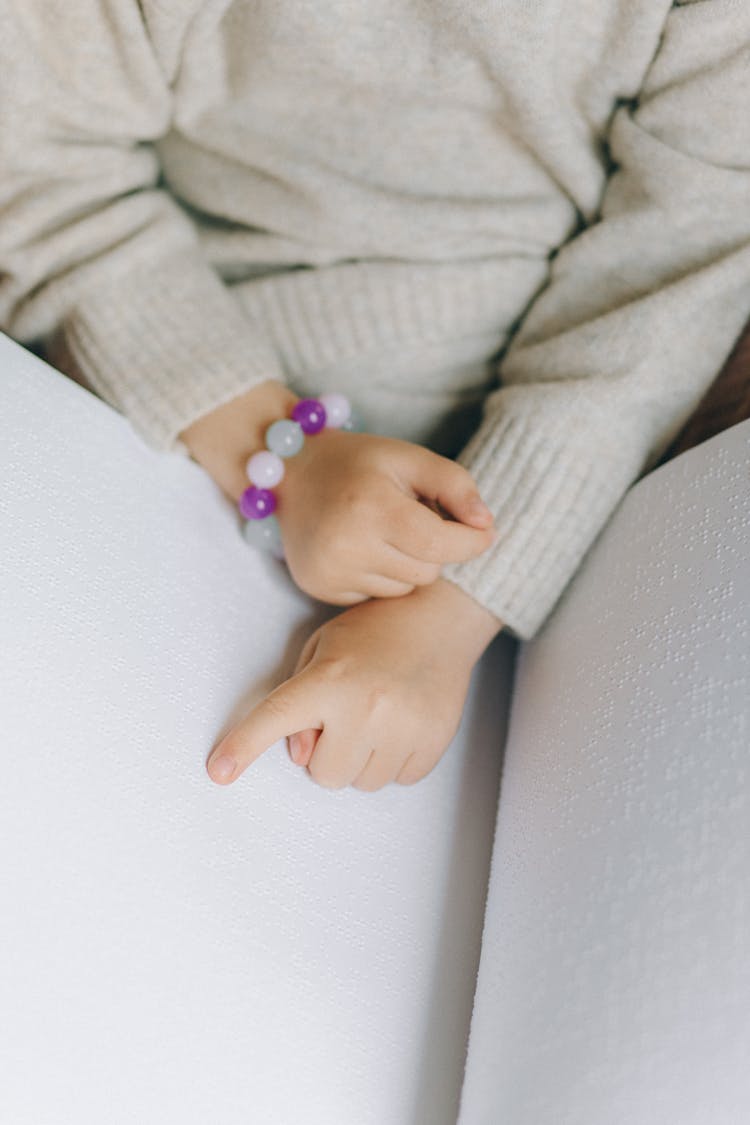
left=2, top=0, right=750, bottom=640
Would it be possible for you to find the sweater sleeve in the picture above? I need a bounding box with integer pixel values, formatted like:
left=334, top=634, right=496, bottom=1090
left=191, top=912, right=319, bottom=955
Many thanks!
left=0, top=1, right=286, bottom=454
left=443, top=0, right=750, bottom=642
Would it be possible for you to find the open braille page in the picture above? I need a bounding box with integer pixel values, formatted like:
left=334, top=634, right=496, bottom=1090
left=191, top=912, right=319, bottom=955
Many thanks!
left=0, top=333, right=517, bottom=1125
left=458, top=416, right=750, bottom=1124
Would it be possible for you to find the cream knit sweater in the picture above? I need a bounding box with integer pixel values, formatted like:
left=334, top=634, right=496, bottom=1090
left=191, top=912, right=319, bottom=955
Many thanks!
left=2, top=1, right=749, bottom=640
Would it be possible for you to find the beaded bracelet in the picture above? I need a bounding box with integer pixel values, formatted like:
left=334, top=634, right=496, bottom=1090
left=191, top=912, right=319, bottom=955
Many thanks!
left=239, top=393, right=353, bottom=557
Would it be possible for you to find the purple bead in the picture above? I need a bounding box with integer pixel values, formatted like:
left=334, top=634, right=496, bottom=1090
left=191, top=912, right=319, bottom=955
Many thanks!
left=291, top=398, right=327, bottom=435
left=239, top=486, right=277, bottom=520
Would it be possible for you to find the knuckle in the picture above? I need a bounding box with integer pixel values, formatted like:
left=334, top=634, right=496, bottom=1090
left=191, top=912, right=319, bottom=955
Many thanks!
left=308, top=762, right=348, bottom=790
left=261, top=692, right=292, bottom=723
left=330, top=590, right=367, bottom=606
left=339, top=478, right=378, bottom=521
left=358, top=576, right=382, bottom=599
left=356, top=475, right=382, bottom=504
left=395, top=770, right=423, bottom=787
left=381, top=578, right=415, bottom=598
left=352, top=776, right=385, bottom=793
left=360, top=435, right=393, bottom=469
left=412, top=562, right=441, bottom=586
left=362, top=685, right=390, bottom=720
left=417, top=530, right=442, bottom=561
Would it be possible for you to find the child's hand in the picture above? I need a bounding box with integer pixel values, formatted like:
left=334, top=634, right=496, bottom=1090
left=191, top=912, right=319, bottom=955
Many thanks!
left=206, top=579, right=502, bottom=791
left=276, top=428, right=496, bottom=604
left=179, top=381, right=496, bottom=606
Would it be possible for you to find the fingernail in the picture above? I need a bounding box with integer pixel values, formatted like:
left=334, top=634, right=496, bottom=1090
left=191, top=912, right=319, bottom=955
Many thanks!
left=209, top=753, right=236, bottom=783
left=288, top=734, right=301, bottom=764
left=469, top=498, right=491, bottom=519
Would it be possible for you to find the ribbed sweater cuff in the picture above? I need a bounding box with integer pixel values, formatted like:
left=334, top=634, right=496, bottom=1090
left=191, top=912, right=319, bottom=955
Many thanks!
left=442, top=386, right=650, bottom=642
left=62, top=248, right=287, bottom=453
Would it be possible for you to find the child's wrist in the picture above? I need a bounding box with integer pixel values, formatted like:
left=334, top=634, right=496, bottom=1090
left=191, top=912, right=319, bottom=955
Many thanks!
left=179, top=379, right=299, bottom=502
left=410, top=577, right=503, bottom=661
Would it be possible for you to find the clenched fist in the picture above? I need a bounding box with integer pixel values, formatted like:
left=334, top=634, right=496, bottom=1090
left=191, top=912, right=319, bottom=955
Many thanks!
left=276, top=428, right=496, bottom=604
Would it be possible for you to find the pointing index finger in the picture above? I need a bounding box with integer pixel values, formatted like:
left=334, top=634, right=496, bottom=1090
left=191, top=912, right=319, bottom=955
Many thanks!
left=207, top=670, right=325, bottom=784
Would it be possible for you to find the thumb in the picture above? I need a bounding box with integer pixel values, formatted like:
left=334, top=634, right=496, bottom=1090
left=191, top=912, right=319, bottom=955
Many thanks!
left=288, top=630, right=323, bottom=766
left=288, top=727, right=321, bottom=767
left=408, top=448, right=494, bottom=529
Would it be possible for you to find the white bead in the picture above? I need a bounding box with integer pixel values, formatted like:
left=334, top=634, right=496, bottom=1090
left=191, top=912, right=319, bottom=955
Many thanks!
left=319, top=392, right=351, bottom=429
left=245, top=450, right=285, bottom=488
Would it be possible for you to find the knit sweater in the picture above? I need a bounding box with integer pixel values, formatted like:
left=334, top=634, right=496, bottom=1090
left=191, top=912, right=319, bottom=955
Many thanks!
left=2, top=1, right=749, bottom=641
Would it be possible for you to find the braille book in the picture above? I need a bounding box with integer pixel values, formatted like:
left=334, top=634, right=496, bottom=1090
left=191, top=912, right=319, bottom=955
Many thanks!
left=1, top=333, right=748, bottom=1125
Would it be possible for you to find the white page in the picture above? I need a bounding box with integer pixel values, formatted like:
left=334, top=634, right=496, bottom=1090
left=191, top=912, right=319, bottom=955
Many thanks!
left=0, top=333, right=516, bottom=1125
left=459, top=417, right=750, bottom=1123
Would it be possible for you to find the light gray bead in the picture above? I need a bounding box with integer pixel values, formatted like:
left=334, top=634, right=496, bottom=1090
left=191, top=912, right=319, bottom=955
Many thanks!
left=265, top=419, right=304, bottom=458
left=341, top=405, right=364, bottom=433
left=242, top=515, right=284, bottom=556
